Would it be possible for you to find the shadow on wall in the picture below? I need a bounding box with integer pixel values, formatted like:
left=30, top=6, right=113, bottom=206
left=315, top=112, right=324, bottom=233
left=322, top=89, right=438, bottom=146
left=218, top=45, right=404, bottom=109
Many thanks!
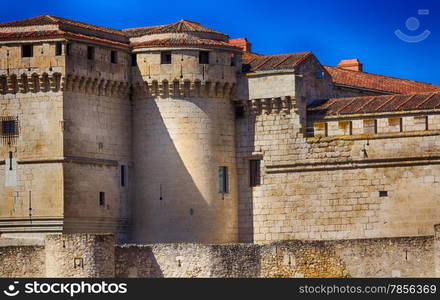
left=132, top=91, right=237, bottom=243
left=115, top=245, right=164, bottom=278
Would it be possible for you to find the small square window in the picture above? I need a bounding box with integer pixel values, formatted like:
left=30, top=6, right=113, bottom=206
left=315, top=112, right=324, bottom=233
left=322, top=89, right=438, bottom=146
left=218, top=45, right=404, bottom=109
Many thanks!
left=199, top=51, right=209, bottom=64
left=110, top=50, right=118, bottom=64
left=22, top=45, right=33, bottom=57
left=379, top=191, right=388, bottom=197
left=87, top=46, right=95, bottom=60
left=161, top=51, right=172, bottom=64
left=55, top=42, right=62, bottom=56
left=131, top=53, right=137, bottom=66
left=1, top=120, right=18, bottom=136
left=219, top=166, right=229, bottom=193
left=99, top=192, right=105, bottom=207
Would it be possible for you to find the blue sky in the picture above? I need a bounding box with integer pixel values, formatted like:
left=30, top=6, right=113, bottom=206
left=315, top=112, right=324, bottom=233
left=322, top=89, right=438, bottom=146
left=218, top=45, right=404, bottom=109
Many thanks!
left=2, top=0, right=439, bottom=85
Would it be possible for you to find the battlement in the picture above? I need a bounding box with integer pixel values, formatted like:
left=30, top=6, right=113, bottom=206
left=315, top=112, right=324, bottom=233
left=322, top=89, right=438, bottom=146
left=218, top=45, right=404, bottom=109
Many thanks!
left=244, top=96, right=295, bottom=115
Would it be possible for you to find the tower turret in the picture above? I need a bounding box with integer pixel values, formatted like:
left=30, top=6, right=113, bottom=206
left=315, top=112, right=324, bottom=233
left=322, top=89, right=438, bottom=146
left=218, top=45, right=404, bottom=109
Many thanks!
left=125, top=20, right=241, bottom=243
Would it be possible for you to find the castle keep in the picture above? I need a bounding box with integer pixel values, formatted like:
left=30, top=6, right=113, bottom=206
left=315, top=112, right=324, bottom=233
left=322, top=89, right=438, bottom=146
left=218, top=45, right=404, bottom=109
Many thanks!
left=0, top=15, right=440, bottom=249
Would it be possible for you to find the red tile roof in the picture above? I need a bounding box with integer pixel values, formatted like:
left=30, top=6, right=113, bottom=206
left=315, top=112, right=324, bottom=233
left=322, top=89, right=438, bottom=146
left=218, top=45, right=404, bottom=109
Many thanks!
left=123, top=20, right=227, bottom=37
left=0, top=15, right=126, bottom=37
left=242, top=51, right=312, bottom=72
left=228, top=38, right=251, bottom=52
left=131, top=36, right=241, bottom=50
left=308, top=92, right=440, bottom=116
left=325, top=65, right=440, bottom=94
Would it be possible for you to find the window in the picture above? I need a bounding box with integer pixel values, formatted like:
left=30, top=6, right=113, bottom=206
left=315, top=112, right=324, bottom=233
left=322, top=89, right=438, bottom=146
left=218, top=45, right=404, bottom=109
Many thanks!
left=22, top=45, right=33, bottom=57
left=414, top=115, right=428, bottom=131
left=161, top=51, right=172, bottom=64
left=218, top=166, right=229, bottom=193
left=66, top=43, right=71, bottom=56
left=379, top=191, right=388, bottom=197
left=110, top=50, right=118, bottom=64
left=87, top=46, right=95, bottom=60
left=363, top=119, right=377, bottom=134
left=199, top=51, right=209, bottom=64
left=250, top=159, right=261, bottom=187
left=99, top=192, right=105, bottom=207
left=230, top=55, right=236, bottom=66
left=2, top=120, right=17, bottom=136
left=131, top=53, right=137, bottom=66
left=1, top=117, right=19, bottom=145
left=338, top=121, right=352, bottom=135
left=55, top=42, right=62, bottom=56
left=121, top=165, right=126, bottom=187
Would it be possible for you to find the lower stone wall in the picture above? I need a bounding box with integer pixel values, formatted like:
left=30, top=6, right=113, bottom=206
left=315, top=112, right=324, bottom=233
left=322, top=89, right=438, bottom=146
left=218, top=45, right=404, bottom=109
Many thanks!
left=0, top=234, right=435, bottom=278
left=260, top=236, right=433, bottom=278
left=115, top=236, right=433, bottom=278
left=115, top=243, right=260, bottom=278
left=0, top=245, right=45, bottom=277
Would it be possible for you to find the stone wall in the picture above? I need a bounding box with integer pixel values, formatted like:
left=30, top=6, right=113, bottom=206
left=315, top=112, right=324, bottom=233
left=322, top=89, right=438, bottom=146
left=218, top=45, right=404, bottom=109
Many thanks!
left=62, top=91, right=132, bottom=239
left=45, top=234, right=115, bottom=277
left=0, top=90, right=64, bottom=236
left=0, top=245, right=45, bottom=277
left=237, top=89, right=440, bottom=243
left=0, top=233, right=436, bottom=278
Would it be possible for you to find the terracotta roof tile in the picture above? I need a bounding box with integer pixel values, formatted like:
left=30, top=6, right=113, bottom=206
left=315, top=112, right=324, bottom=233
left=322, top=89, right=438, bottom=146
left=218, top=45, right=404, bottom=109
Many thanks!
left=242, top=52, right=312, bottom=72
left=131, top=36, right=240, bottom=50
left=0, top=15, right=126, bottom=36
left=308, top=92, right=440, bottom=116
left=123, top=20, right=227, bottom=37
left=325, top=65, right=440, bottom=94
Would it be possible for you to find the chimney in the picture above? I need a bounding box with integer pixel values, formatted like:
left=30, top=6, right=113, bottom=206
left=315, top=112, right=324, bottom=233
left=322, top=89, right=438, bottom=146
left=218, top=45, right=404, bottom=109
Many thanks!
left=337, top=59, right=363, bottom=72
left=228, top=38, right=252, bottom=52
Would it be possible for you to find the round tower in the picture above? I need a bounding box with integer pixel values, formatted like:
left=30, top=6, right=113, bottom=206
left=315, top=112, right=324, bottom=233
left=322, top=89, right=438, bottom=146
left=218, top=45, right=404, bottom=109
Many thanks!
left=126, top=20, right=241, bottom=243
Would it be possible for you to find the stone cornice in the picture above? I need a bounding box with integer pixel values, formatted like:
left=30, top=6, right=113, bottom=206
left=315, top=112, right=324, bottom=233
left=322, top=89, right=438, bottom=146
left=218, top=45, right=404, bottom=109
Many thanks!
left=266, top=155, right=440, bottom=173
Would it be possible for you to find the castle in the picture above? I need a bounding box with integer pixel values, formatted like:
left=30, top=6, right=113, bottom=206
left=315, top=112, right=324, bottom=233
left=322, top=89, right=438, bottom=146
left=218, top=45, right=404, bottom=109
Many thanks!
left=0, top=15, right=440, bottom=250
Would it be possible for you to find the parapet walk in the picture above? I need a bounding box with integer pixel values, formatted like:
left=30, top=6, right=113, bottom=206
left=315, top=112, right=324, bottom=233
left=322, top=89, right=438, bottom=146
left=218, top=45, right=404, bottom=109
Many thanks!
left=2, top=226, right=440, bottom=278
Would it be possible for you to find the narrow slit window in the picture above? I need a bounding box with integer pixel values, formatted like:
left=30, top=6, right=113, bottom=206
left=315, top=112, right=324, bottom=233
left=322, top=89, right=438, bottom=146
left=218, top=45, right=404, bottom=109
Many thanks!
left=161, top=51, right=172, bottom=64
left=250, top=159, right=261, bottom=187
left=219, top=166, right=229, bottom=193
left=121, top=165, right=126, bottom=187
left=99, top=192, right=105, bottom=207
left=131, top=53, right=137, bottom=66
left=110, top=50, right=118, bottom=64
left=230, top=55, right=236, bottom=66
left=87, top=46, right=95, bottom=60
left=199, top=51, right=209, bottom=64
left=66, top=43, right=71, bottom=56
left=55, top=42, right=62, bottom=56
left=22, top=45, right=33, bottom=57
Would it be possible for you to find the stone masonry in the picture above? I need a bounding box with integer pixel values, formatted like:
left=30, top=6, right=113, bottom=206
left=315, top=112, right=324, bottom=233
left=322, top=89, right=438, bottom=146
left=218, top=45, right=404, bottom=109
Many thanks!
left=0, top=15, right=440, bottom=262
